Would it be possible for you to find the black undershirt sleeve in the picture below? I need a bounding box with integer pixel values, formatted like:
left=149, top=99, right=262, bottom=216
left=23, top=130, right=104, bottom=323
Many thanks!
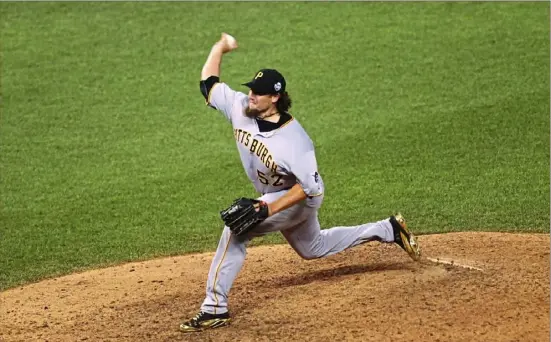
left=199, top=76, right=220, bottom=102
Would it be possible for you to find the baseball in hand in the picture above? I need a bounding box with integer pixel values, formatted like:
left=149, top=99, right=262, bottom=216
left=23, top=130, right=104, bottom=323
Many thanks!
left=220, top=33, right=238, bottom=53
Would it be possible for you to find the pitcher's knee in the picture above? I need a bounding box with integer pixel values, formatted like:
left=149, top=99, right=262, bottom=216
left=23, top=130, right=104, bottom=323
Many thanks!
left=295, top=249, right=322, bottom=260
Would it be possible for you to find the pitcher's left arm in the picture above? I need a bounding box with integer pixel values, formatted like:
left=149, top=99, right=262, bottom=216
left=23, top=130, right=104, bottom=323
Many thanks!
left=268, top=148, right=323, bottom=216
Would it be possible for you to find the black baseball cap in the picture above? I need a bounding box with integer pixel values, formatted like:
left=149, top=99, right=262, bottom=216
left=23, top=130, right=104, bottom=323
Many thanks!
left=242, top=69, right=286, bottom=95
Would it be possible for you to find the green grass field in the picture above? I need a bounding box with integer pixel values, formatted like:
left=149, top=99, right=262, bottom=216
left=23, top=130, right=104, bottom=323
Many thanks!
left=1, top=2, right=549, bottom=291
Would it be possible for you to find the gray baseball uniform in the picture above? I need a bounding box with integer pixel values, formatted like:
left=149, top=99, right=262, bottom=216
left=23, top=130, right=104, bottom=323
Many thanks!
left=200, top=82, right=396, bottom=315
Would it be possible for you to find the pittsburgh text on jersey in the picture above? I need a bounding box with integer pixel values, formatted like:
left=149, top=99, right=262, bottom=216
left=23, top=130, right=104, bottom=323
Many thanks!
left=233, top=128, right=278, bottom=173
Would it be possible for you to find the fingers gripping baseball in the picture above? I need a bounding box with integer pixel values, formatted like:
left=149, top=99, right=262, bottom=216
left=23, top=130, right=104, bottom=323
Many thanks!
left=218, top=33, right=238, bottom=54
left=220, top=198, right=269, bottom=236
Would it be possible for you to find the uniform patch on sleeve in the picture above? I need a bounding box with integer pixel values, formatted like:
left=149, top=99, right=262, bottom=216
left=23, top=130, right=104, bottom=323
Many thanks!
left=308, top=171, right=323, bottom=197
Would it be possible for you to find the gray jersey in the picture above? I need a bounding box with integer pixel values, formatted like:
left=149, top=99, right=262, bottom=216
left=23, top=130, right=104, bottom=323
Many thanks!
left=207, top=82, right=324, bottom=208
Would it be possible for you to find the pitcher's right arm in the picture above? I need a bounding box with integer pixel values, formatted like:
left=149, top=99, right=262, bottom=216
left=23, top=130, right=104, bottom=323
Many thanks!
left=199, top=33, right=245, bottom=122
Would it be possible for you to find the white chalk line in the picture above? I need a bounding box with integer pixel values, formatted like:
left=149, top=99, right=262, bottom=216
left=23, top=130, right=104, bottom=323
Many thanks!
left=425, top=257, right=484, bottom=272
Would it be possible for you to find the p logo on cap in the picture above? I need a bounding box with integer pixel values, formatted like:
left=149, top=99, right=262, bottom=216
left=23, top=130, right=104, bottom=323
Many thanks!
left=242, top=69, right=286, bottom=95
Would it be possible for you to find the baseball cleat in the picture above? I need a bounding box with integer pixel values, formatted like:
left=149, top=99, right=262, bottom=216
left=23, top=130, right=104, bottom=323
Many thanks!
left=179, top=311, right=231, bottom=332
left=390, top=213, right=421, bottom=261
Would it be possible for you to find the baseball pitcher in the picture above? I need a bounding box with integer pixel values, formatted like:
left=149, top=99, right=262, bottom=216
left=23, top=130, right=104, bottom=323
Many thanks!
left=180, top=33, right=421, bottom=333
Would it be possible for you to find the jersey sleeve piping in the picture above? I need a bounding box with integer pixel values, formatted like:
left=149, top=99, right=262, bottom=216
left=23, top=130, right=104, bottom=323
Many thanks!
left=207, top=82, right=221, bottom=106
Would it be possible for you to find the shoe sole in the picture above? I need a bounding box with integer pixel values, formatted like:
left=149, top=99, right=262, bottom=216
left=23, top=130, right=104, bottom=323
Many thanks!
left=394, top=214, right=421, bottom=261
left=179, top=318, right=231, bottom=332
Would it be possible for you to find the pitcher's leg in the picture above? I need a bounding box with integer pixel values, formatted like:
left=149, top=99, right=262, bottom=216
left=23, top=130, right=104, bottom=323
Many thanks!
left=193, top=190, right=297, bottom=315
left=200, top=226, right=248, bottom=315
left=181, top=189, right=313, bottom=333
left=281, top=210, right=395, bottom=260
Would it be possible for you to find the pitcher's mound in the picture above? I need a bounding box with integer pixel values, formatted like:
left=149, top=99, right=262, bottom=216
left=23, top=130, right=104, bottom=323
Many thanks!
left=1, top=232, right=549, bottom=341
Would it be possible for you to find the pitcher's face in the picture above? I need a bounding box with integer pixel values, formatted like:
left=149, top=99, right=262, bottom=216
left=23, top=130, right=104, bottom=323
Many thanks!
left=245, top=90, right=279, bottom=117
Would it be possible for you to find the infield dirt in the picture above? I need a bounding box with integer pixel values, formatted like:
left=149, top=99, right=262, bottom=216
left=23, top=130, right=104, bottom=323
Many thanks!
left=1, top=232, right=549, bottom=342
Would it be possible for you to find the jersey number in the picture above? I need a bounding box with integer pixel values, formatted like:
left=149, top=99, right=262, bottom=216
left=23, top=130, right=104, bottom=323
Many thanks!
left=257, top=170, right=284, bottom=186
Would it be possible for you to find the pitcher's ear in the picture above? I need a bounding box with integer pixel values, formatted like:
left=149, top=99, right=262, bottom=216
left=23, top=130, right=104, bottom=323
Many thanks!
left=271, top=94, right=281, bottom=104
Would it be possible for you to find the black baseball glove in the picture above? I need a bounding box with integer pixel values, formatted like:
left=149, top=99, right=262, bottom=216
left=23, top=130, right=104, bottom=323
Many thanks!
left=220, top=198, right=270, bottom=236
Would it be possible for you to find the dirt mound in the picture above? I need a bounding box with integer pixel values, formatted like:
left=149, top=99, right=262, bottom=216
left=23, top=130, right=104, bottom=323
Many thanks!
left=1, top=232, right=549, bottom=342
